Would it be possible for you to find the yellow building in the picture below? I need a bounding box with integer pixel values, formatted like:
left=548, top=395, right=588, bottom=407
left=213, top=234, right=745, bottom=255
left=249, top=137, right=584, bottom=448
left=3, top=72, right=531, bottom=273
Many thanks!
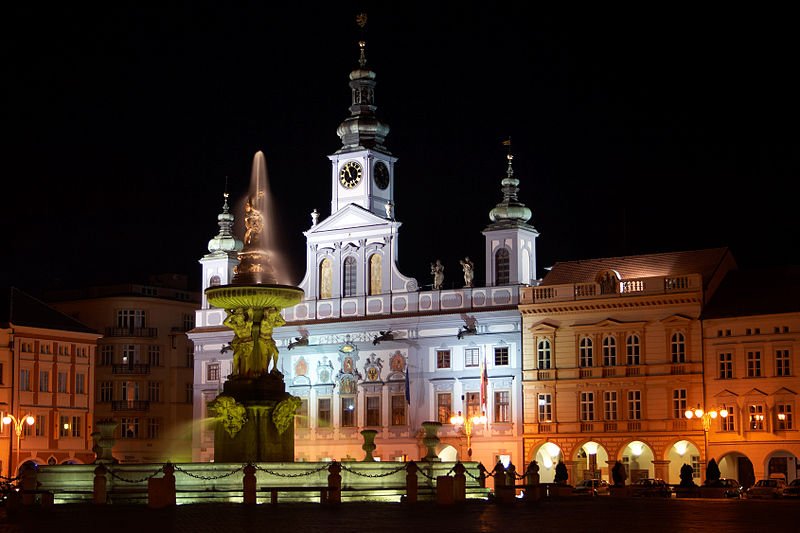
left=519, top=248, right=735, bottom=485
left=702, top=266, right=800, bottom=487
left=0, top=287, right=100, bottom=477
left=47, top=278, right=199, bottom=463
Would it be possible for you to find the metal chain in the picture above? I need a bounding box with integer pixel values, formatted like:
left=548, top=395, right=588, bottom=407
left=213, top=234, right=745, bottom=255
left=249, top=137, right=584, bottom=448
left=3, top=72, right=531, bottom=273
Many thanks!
left=108, top=466, right=164, bottom=483
left=173, top=464, right=244, bottom=480
left=339, top=464, right=407, bottom=478
left=254, top=463, right=330, bottom=478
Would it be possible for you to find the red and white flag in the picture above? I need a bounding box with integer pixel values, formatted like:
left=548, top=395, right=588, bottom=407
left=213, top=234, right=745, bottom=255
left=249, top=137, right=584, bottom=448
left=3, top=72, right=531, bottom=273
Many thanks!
left=480, top=353, right=488, bottom=414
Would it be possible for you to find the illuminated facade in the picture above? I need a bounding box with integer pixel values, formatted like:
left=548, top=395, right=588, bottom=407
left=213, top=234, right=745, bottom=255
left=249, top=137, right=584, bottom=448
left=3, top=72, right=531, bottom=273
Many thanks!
left=189, top=37, right=537, bottom=470
left=519, top=248, right=738, bottom=485
left=701, top=266, right=800, bottom=485
left=47, top=279, right=199, bottom=463
left=0, top=287, right=100, bottom=476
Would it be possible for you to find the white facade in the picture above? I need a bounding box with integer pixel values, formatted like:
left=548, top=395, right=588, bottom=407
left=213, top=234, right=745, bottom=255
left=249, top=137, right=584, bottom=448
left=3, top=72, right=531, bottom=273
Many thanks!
left=189, top=38, right=536, bottom=470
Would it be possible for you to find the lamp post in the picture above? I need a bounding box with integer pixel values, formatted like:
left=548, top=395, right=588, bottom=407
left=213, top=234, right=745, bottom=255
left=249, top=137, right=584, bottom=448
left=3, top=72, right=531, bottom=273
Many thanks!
left=684, top=404, right=727, bottom=461
left=2, top=412, right=35, bottom=475
left=450, top=410, right=487, bottom=459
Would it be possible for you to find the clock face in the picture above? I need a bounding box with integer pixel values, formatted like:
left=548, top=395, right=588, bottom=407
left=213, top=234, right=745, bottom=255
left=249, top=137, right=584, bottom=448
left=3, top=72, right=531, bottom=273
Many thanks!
left=373, top=161, right=390, bottom=190
left=339, top=161, right=362, bottom=189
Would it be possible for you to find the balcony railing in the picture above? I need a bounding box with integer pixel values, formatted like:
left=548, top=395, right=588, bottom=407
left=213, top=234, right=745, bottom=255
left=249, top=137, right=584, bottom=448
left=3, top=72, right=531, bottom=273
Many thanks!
left=112, top=400, right=150, bottom=411
left=105, top=327, right=158, bottom=338
left=112, top=364, right=151, bottom=375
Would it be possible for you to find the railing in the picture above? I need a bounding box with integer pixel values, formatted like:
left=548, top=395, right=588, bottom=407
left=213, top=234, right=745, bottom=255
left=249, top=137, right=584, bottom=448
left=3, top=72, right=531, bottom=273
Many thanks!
left=112, top=400, right=150, bottom=412
left=104, top=327, right=158, bottom=338
left=112, top=364, right=151, bottom=375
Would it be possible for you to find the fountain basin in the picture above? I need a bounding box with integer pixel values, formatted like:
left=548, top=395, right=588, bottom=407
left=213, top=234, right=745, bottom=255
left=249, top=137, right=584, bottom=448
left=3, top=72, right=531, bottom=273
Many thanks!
left=206, top=284, right=303, bottom=309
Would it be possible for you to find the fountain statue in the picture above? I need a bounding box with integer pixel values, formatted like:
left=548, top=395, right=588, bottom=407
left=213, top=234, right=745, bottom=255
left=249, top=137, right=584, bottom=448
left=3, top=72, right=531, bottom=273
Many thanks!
left=206, top=151, right=304, bottom=462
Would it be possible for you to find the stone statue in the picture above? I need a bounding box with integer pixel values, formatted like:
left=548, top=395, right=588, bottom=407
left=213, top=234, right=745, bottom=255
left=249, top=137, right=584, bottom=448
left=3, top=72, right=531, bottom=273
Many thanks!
left=243, top=197, right=264, bottom=246
left=223, top=307, right=255, bottom=376
left=460, top=256, right=474, bottom=288
left=431, top=259, right=444, bottom=290
left=259, top=307, right=286, bottom=374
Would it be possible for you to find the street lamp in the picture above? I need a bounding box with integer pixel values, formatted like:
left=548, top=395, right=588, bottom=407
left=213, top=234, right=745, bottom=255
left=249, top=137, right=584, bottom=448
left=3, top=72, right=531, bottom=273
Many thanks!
left=684, top=404, right=727, bottom=460
left=450, top=410, right=487, bottom=459
left=2, top=412, right=35, bottom=474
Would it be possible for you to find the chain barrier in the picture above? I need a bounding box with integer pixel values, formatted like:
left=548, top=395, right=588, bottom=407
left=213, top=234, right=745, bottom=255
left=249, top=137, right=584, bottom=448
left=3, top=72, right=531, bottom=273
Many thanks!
left=173, top=464, right=245, bottom=480
left=254, top=463, right=330, bottom=478
left=107, top=465, right=165, bottom=484
left=339, top=463, right=407, bottom=478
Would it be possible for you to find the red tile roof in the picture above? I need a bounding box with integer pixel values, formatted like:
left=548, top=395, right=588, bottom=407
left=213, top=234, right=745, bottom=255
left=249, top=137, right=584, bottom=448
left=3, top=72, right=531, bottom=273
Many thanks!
left=542, top=247, right=734, bottom=288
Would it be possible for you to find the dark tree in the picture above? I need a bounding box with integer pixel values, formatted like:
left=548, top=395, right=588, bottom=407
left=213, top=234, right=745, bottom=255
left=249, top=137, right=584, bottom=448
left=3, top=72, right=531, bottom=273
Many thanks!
left=611, top=461, right=627, bottom=486
left=679, top=463, right=696, bottom=487
left=705, top=458, right=721, bottom=486
left=554, top=461, right=569, bottom=484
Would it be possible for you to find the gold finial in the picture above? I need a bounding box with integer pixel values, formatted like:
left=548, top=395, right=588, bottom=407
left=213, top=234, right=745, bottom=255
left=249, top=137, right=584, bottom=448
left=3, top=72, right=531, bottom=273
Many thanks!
left=356, top=13, right=367, bottom=28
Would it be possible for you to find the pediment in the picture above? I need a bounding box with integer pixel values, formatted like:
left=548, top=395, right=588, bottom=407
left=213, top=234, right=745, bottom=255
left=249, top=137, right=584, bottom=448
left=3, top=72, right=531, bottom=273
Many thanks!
left=530, top=321, right=559, bottom=334
left=573, top=318, right=644, bottom=330
left=660, top=314, right=693, bottom=326
left=306, top=204, right=392, bottom=235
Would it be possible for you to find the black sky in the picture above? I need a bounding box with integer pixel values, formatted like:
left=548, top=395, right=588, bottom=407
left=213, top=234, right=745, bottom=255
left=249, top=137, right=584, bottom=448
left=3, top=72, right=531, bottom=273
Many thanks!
left=4, top=4, right=799, bottom=293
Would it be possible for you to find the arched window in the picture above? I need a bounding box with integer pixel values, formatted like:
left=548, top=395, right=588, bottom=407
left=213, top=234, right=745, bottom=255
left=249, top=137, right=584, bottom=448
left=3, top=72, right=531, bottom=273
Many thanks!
left=537, top=339, right=551, bottom=369
left=495, top=248, right=510, bottom=285
left=319, top=258, right=332, bottom=299
left=602, top=336, right=617, bottom=366
left=671, top=332, right=686, bottom=363
left=343, top=256, right=357, bottom=297
left=580, top=337, right=593, bottom=367
left=626, top=334, right=640, bottom=365
left=368, top=254, right=382, bottom=295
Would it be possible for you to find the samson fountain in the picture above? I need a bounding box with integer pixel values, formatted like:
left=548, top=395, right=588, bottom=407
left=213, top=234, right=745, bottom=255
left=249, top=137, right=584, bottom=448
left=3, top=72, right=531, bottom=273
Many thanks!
left=206, top=151, right=304, bottom=462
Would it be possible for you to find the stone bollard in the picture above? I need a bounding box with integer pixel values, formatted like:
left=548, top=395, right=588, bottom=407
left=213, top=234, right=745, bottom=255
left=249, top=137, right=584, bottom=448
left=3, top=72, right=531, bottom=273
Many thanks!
left=20, top=463, right=38, bottom=506
left=436, top=476, right=454, bottom=505
left=243, top=463, right=256, bottom=505
left=327, top=461, right=342, bottom=504
left=453, top=462, right=466, bottom=502
left=405, top=461, right=419, bottom=503
left=93, top=464, right=108, bottom=505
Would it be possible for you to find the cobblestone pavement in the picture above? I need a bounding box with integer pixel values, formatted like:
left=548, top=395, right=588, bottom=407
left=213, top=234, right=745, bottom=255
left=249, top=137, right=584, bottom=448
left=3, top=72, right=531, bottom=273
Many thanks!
left=1, top=497, right=797, bottom=533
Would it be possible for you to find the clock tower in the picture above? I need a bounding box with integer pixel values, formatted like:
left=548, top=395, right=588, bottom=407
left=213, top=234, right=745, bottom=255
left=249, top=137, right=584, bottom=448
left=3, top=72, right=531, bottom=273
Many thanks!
left=296, top=29, right=416, bottom=304
left=329, top=39, right=397, bottom=217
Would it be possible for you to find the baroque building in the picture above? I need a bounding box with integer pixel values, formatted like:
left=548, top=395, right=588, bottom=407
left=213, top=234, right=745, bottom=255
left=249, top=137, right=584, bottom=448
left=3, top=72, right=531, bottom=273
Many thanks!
left=189, top=37, right=536, bottom=471
left=47, top=278, right=199, bottom=463
left=0, top=287, right=100, bottom=476
left=519, top=248, right=737, bottom=484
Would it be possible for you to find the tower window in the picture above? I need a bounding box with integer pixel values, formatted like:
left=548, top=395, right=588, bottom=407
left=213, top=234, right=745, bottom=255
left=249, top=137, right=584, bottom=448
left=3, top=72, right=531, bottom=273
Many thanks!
left=495, top=248, right=510, bottom=285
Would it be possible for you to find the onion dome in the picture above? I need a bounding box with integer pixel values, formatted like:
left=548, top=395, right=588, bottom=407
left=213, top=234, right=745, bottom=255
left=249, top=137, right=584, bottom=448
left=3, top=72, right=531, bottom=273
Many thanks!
left=206, top=191, right=243, bottom=258
left=335, top=39, right=391, bottom=153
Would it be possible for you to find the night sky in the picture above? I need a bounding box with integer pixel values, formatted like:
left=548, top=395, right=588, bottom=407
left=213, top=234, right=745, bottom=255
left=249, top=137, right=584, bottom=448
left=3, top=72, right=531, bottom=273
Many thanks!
left=5, top=4, right=799, bottom=294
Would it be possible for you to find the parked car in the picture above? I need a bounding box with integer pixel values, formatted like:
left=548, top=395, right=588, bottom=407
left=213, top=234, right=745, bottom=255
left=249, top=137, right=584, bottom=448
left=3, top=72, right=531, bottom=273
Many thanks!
left=717, top=478, right=744, bottom=498
left=573, top=479, right=610, bottom=496
left=631, top=478, right=671, bottom=497
left=782, top=479, right=800, bottom=498
left=746, top=478, right=786, bottom=499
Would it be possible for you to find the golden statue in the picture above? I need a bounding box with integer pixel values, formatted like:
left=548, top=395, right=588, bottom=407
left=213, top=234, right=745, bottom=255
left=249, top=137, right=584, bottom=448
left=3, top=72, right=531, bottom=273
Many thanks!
left=243, top=197, right=264, bottom=247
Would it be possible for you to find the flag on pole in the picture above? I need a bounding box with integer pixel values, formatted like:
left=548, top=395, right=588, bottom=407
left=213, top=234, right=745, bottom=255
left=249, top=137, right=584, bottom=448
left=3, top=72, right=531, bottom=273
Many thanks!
left=480, top=353, right=488, bottom=414
left=405, top=361, right=411, bottom=405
